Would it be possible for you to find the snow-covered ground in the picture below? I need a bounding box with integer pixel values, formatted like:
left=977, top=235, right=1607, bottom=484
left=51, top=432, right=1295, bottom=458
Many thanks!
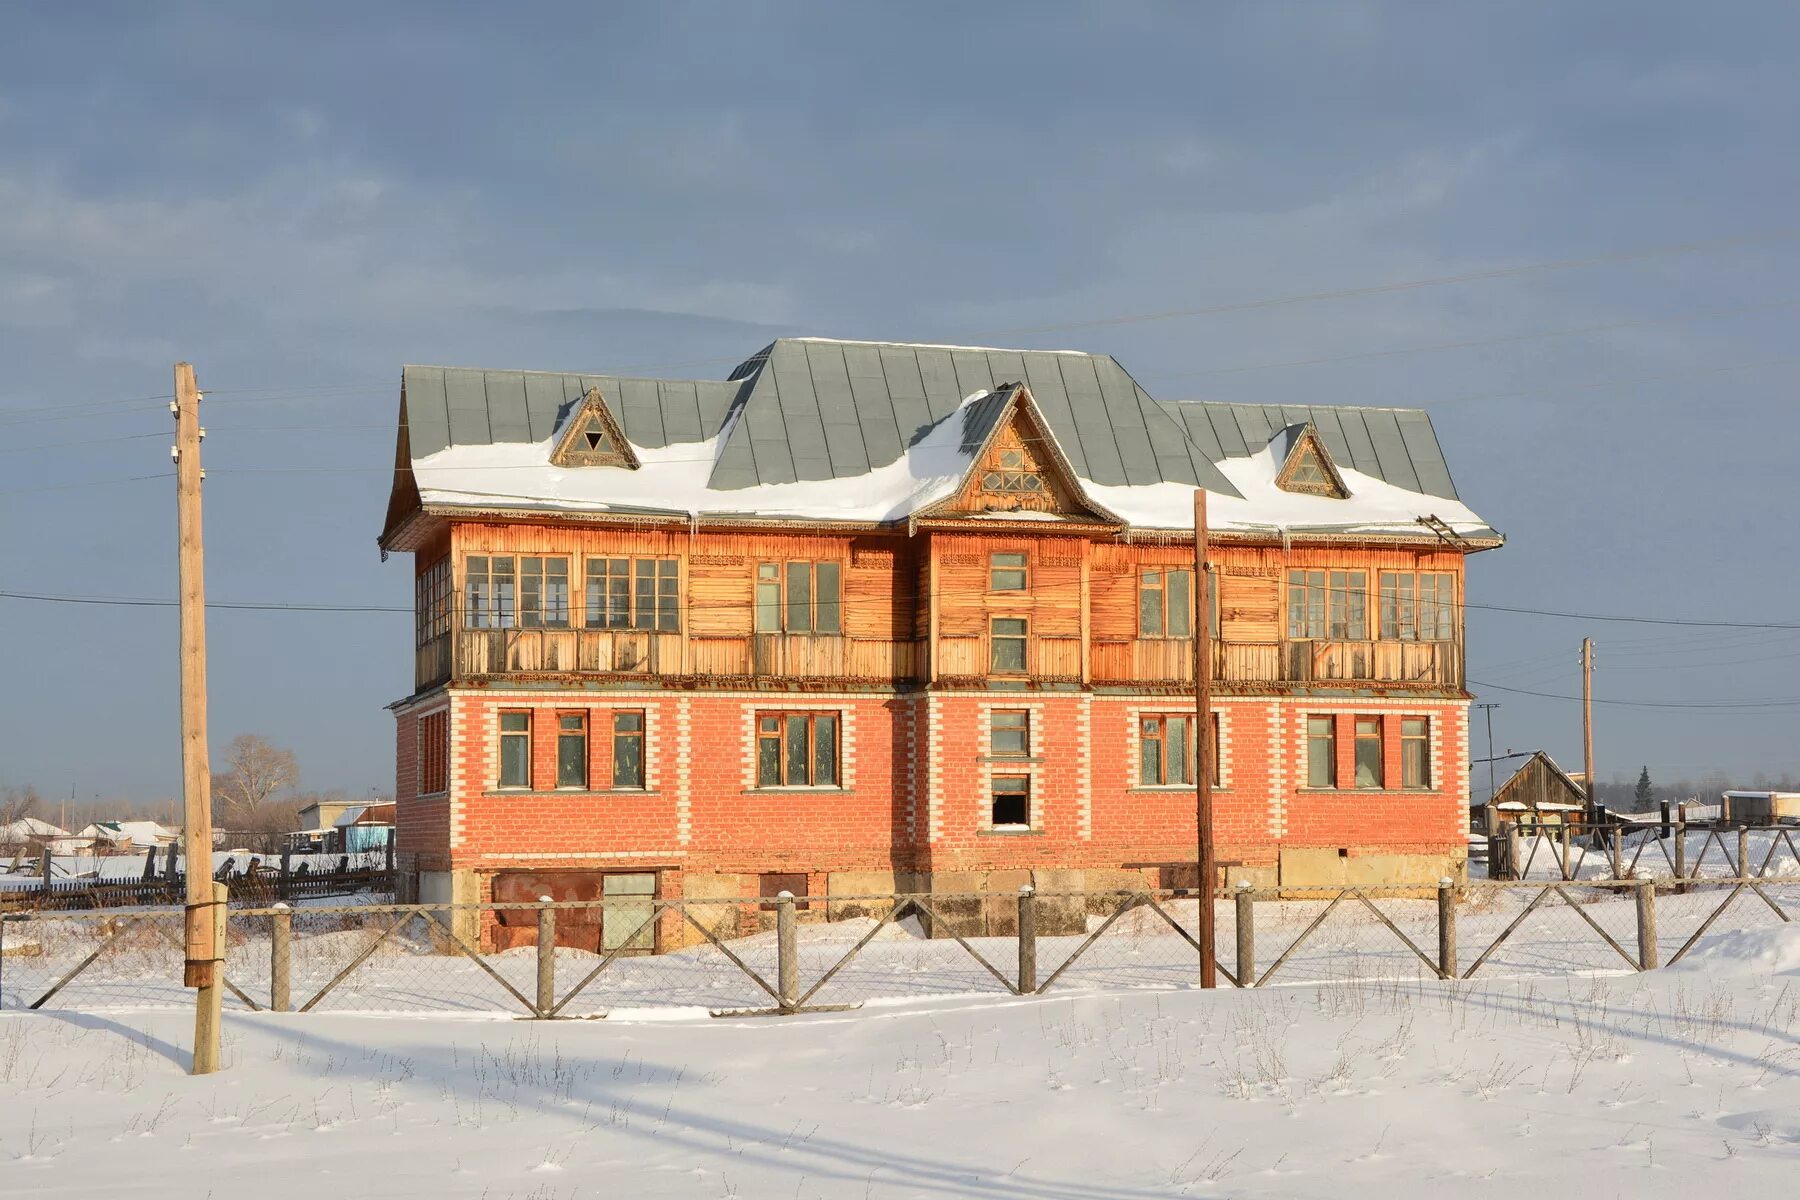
left=1, top=921, right=1795, bottom=1198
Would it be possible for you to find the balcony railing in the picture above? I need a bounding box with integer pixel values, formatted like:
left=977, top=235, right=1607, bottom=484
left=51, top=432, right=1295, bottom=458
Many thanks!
left=418, top=629, right=1462, bottom=691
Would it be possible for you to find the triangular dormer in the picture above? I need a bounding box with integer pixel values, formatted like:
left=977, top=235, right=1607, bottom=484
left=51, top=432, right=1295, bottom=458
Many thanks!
left=550, top=387, right=640, bottom=469
left=1274, top=422, right=1349, bottom=499
left=918, top=384, right=1121, bottom=524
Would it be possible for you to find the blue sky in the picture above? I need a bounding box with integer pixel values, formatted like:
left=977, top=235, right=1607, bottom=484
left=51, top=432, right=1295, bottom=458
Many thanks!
left=3, top=2, right=1798, bottom=806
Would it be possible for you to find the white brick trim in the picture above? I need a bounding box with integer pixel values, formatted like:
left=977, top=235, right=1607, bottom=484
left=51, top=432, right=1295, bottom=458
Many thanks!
left=1268, top=701, right=1287, bottom=838
left=476, top=850, right=688, bottom=861
left=674, top=696, right=692, bottom=844
left=969, top=700, right=1049, bottom=833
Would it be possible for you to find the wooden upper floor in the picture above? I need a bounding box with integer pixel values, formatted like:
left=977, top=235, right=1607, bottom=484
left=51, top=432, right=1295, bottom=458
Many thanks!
left=409, top=519, right=1469, bottom=695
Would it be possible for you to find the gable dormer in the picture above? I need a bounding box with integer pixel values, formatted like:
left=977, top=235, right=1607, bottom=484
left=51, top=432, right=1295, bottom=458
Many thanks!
left=550, top=387, right=640, bottom=469
left=1274, top=422, right=1349, bottom=499
left=920, top=384, right=1121, bottom=524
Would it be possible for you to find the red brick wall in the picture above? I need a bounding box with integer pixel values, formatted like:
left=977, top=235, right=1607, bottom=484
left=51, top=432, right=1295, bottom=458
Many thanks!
left=399, top=686, right=1468, bottom=887
left=393, top=696, right=451, bottom=874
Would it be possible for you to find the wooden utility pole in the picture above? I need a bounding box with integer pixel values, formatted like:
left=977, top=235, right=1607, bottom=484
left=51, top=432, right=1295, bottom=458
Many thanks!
left=1193, top=491, right=1217, bottom=988
left=174, top=362, right=223, bottom=1074
left=1580, top=637, right=1595, bottom=817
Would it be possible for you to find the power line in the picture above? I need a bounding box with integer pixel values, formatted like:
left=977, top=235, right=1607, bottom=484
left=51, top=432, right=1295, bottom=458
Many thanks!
left=1468, top=678, right=1800, bottom=711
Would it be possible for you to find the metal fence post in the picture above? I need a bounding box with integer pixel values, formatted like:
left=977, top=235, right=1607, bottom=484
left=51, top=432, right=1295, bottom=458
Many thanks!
left=776, top=891, right=798, bottom=1012
left=536, top=896, right=556, bottom=1018
left=1016, top=885, right=1037, bottom=994
left=1234, top=881, right=1255, bottom=987
left=1436, top=877, right=1457, bottom=980
left=270, top=902, right=292, bottom=1012
left=1635, top=880, right=1659, bottom=971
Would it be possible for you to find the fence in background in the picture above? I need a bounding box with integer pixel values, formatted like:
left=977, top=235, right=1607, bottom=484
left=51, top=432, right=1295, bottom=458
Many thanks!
left=1487, top=820, right=1800, bottom=882
left=2, top=876, right=1792, bottom=1019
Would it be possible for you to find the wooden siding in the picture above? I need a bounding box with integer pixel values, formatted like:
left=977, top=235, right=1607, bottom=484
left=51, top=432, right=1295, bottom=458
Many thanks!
left=420, top=519, right=1469, bottom=692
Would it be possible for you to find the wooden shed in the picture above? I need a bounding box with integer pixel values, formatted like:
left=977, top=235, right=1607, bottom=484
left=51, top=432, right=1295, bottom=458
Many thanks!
left=1484, top=751, right=1588, bottom=833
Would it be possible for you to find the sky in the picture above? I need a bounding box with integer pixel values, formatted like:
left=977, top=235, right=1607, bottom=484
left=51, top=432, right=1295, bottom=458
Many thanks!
left=2, top=1, right=1798, bottom=808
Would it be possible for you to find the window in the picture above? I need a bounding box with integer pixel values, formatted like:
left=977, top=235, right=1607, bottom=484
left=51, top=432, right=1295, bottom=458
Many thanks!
left=518, top=557, right=570, bottom=628
left=1401, top=717, right=1430, bottom=788
left=991, top=776, right=1030, bottom=828
left=417, top=711, right=448, bottom=795
left=585, top=558, right=679, bottom=631
left=1137, top=714, right=1221, bottom=786
left=1287, top=570, right=1367, bottom=640
left=1306, top=716, right=1336, bottom=788
left=759, top=872, right=811, bottom=911
left=1139, top=569, right=1193, bottom=638
left=982, top=448, right=1044, bottom=494
left=415, top=557, right=451, bottom=646
left=466, top=556, right=569, bottom=629
left=990, top=552, right=1028, bottom=592
left=991, top=710, right=1030, bottom=757
left=1379, top=572, right=1456, bottom=641
left=498, top=711, right=532, bottom=788
left=1354, top=717, right=1383, bottom=788
left=754, top=562, right=842, bottom=634
left=612, top=711, right=645, bottom=789
left=755, top=712, right=840, bottom=787
left=466, top=556, right=516, bottom=629
left=556, top=712, right=588, bottom=789
left=990, top=617, right=1028, bottom=673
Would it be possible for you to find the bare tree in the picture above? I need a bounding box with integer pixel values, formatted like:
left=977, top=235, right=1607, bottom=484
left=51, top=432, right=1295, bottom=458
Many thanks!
left=1, top=783, right=43, bottom=828
left=212, top=735, right=299, bottom=831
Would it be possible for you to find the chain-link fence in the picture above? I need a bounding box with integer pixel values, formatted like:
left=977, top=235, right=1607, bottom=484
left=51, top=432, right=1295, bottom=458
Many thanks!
left=1489, top=821, right=1800, bottom=882
left=3, top=878, right=1792, bottom=1017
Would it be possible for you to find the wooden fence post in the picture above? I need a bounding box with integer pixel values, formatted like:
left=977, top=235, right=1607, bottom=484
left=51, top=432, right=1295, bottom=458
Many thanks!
left=1738, top=826, right=1751, bottom=880
left=1634, top=880, right=1659, bottom=971
left=1234, top=881, right=1255, bottom=987
left=270, top=902, right=292, bottom=1012
left=536, top=896, right=556, bottom=1018
left=1437, top=877, right=1458, bottom=980
left=1016, top=885, right=1037, bottom=995
left=776, top=892, right=798, bottom=1012
left=1674, top=822, right=1688, bottom=889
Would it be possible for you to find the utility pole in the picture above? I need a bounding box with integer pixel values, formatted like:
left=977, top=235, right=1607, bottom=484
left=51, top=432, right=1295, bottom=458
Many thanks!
left=1473, top=703, right=1500, bottom=800
left=174, top=362, right=223, bottom=1075
left=1580, top=637, right=1596, bottom=816
left=1193, top=490, right=1216, bottom=988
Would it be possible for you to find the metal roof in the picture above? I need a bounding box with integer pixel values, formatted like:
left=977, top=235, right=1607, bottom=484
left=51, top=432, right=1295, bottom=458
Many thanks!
left=399, top=338, right=1469, bottom=504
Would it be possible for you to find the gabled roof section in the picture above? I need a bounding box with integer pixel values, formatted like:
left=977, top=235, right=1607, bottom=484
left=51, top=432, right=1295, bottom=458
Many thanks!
left=1157, top=400, right=1462, bottom=501
left=549, top=387, right=640, bottom=469
left=706, top=339, right=1241, bottom=497
left=915, top=384, right=1122, bottom=525
left=1272, top=422, right=1349, bottom=499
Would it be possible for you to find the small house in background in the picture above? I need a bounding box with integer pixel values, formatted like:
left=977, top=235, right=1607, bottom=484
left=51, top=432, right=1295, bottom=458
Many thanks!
left=333, top=801, right=396, bottom=854
left=0, top=817, right=69, bottom=856
left=1484, top=751, right=1588, bottom=832
left=59, top=820, right=178, bottom=855
left=1721, top=790, right=1800, bottom=823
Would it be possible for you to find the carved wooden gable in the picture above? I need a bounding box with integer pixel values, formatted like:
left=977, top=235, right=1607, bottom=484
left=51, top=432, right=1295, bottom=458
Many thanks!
left=550, top=387, right=640, bottom=469
left=1275, top=423, right=1349, bottom=499
left=934, top=390, right=1114, bottom=522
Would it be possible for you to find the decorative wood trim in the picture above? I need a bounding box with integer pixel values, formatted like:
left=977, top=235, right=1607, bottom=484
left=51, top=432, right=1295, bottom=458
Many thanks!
left=550, top=387, right=641, bottom=469
left=1274, top=422, right=1350, bottom=499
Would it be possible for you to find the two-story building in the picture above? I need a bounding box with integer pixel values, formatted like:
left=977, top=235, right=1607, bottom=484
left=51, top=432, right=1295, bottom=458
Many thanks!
left=379, top=338, right=1500, bottom=949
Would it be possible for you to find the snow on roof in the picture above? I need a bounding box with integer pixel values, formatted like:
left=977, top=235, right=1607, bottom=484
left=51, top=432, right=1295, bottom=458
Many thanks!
left=415, top=388, right=990, bottom=525
left=414, top=391, right=1492, bottom=537
left=0, top=817, right=68, bottom=840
